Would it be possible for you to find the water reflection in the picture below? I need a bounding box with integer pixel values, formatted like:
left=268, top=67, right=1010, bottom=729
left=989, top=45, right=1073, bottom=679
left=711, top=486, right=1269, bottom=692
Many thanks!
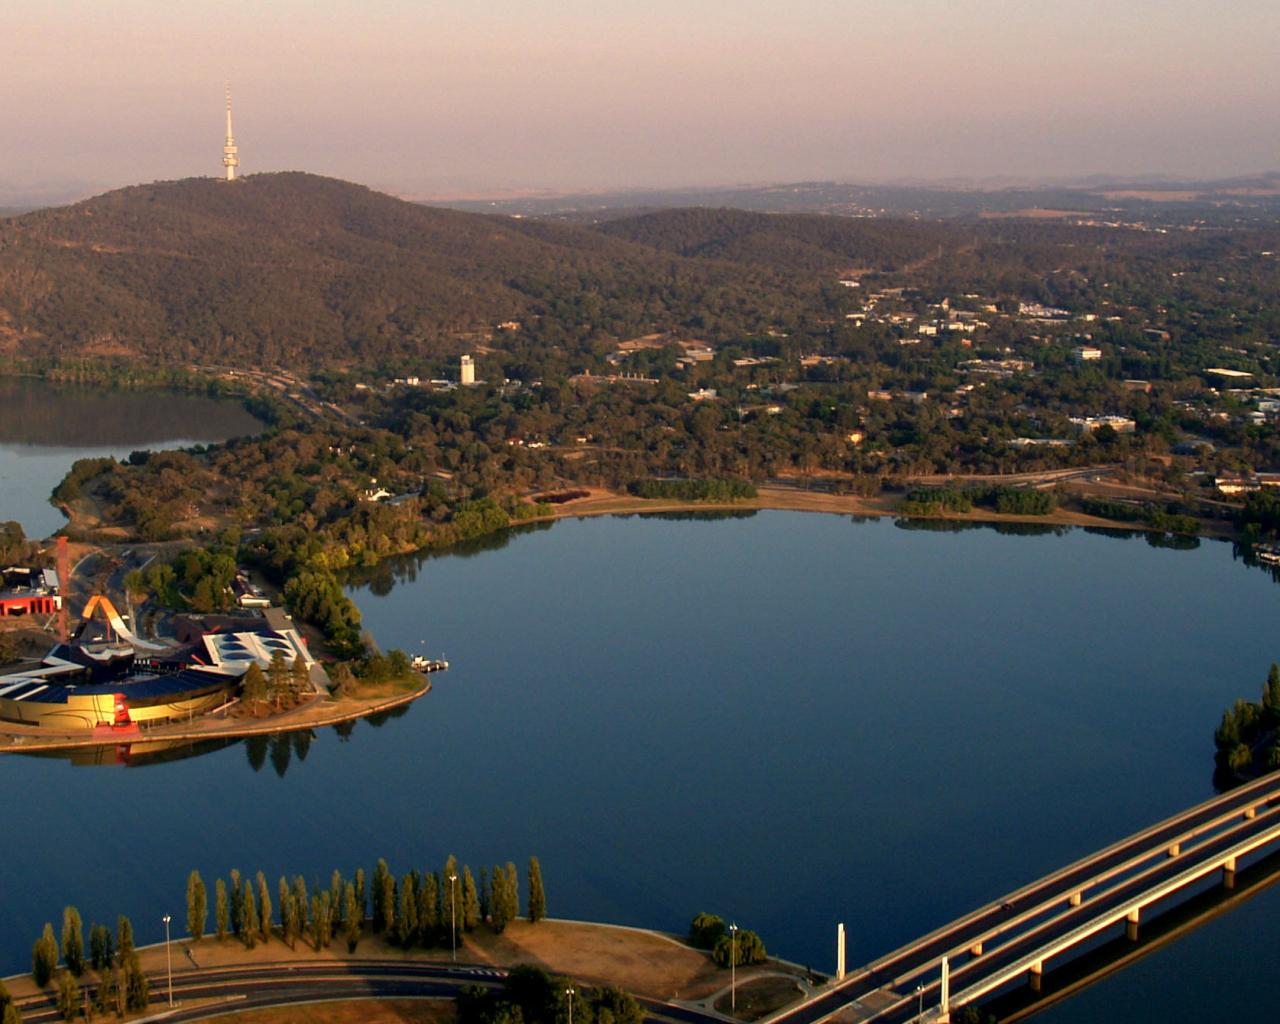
left=0, top=379, right=264, bottom=448
left=9, top=720, right=390, bottom=774
left=13, top=736, right=240, bottom=767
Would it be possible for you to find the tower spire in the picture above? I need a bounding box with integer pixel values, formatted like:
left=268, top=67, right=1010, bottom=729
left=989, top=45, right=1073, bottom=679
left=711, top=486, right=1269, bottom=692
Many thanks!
left=222, top=84, right=240, bottom=181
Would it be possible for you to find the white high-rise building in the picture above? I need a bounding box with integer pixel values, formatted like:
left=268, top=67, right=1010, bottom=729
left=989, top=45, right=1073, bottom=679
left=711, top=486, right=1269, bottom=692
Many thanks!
left=460, top=354, right=476, bottom=386
left=222, top=85, right=240, bottom=181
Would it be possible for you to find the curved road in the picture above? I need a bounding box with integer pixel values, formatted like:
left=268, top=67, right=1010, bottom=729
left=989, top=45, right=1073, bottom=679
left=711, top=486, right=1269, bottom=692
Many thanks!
left=13, top=959, right=722, bottom=1024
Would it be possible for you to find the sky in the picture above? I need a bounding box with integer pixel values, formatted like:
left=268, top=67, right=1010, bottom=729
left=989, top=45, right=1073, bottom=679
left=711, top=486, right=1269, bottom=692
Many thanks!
left=5, top=0, right=1279, bottom=201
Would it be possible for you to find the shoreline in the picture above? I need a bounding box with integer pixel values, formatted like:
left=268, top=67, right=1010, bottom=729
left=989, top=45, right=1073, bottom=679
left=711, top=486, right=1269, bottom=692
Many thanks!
left=0, top=680, right=430, bottom=754
left=529, top=483, right=1234, bottom=540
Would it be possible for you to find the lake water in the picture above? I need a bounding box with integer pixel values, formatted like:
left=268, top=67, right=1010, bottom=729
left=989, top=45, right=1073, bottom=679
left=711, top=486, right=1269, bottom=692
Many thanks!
left=0, top=378, right=264, bottom=540
left=1, top=497, right=1279, bottom=1021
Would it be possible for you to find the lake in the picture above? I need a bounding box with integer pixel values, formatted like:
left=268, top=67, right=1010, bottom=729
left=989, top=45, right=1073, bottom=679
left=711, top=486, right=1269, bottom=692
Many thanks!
left=1, top=495, right=1279, bottom=1021
left=0, top=377, right=265, bottom=540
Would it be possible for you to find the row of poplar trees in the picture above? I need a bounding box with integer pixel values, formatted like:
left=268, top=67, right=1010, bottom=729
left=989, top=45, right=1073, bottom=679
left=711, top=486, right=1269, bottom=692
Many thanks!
left=185, top=855, right=547, bottom=952
left=27, top=910, right=150, bottom=1020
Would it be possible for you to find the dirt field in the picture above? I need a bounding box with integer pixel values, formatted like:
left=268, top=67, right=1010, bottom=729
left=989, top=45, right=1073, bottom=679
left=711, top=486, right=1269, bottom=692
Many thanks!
left=214, top=998, right=456, bottom=1024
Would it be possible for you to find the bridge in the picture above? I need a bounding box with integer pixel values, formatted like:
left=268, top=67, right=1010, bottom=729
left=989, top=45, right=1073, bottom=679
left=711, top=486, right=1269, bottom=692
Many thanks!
left=777, top=770, right=1280, bottom=1024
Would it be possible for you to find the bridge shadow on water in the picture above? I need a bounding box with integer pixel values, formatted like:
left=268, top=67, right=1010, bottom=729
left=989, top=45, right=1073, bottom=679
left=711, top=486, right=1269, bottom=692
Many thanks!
left=981, top=846, right=1280, bottom=1022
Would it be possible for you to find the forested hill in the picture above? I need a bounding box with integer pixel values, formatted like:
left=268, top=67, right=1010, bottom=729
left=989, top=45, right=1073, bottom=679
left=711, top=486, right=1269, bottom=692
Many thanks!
left=0, top=173, right=978, bottom=368
left=0, top=173, right=731, bottom=366
left=594, top=207, right=961, bottom=274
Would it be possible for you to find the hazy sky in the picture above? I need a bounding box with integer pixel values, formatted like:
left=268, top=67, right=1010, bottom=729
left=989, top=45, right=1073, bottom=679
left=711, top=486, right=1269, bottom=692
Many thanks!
left=6, top=0, right=1279, bottom=199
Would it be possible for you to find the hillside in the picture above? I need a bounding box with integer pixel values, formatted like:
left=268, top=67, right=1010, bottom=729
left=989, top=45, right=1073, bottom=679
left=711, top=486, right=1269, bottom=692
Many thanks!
left=0, top=173, right=730, bottom=366
left=0, top=174, right=1006, bottom=369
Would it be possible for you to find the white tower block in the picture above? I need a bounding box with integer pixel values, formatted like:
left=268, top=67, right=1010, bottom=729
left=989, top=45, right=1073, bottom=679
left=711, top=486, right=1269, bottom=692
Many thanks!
left=460, top=354, right=476, bottom=385
left=223, top=85, right=240, bottom=181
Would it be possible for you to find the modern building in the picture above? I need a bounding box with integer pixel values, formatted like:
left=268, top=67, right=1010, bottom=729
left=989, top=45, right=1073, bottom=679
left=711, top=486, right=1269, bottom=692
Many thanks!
left=0, top=618, right=318, bottom=731
left=0, top=566, right=61, bottom=617
left=460, top=354, right=476, bottom=386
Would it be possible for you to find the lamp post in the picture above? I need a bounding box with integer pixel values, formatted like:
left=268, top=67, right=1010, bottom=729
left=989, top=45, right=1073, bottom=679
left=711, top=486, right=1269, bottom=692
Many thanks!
left=915, top=984, right=923, bottom=1022
left=729, top=922, right=738, bottom=1014
left=162, top=914, right=173, bottom=1007
left=449, top=872, right=458, bottom=963
left=566, top=987, right=575, bottom=1024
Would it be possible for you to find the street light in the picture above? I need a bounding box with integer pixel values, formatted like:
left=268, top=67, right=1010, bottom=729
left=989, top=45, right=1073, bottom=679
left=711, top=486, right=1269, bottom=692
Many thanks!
left=449, top=873, right=459, bottom=963
left=729, top=922, right=738, bottom=1014
left=915, top=984, right=923, bottom=1022
left=566, top=987, right=575, bottom=1024
left=162, top=914, right=173, bottom=1007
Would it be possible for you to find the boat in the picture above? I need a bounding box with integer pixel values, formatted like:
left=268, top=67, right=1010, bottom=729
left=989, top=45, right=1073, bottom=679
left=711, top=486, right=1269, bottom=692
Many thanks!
left=410, top=654, right=449, bottom=674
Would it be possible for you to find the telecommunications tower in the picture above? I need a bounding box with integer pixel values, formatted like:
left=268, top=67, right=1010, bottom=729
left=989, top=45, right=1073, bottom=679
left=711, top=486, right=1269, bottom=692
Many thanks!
left=222, top=85, right=240, bottom=181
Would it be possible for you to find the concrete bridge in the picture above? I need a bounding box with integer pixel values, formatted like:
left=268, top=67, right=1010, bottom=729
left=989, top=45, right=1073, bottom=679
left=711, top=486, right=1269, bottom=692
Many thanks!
left=777, top=770, right=1280, bottom=1024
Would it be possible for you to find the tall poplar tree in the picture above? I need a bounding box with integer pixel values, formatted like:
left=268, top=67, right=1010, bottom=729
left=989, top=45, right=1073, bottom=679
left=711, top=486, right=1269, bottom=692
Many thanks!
left=528, top=857, right=546, bottom=923
left=242, top=882, right=259, bottom=950
left=462, top=867, right=480, bottom=931
left=214, top=880, right=228, bottom=941
left=187, top=871, right=207, bottom=941
left=257, top=872, right=272, bottom=944
left=344, top=882, right=361, bottom=952
left=61, top=907, right=84, bottom=976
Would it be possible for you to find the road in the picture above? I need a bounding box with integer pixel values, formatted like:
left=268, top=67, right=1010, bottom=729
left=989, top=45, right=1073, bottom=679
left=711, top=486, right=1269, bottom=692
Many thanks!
left=13, top=959, right=720, bottom=1024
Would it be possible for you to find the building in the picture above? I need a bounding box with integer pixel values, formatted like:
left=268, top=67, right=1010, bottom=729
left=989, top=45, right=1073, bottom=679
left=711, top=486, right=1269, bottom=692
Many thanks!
left=460, top=354, right=476, bottom=386
left=1069, top=415, right=1136, bottom=434
left=1072, top=346, right=1103, bottom=362
left=0, top=618, right=319, bottom=731
left=0, top=566, right=61, bottom=617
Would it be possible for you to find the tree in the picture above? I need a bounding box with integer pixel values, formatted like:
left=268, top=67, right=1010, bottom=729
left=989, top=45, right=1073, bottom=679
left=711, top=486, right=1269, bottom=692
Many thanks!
left=55, top=972, right=79, bottom=1023
left=419, top=873, right=440, bottom=941
left=121, top=951, right=149, bottom=1012
left=215, top=879, right=229, bottom=941
left=713, top=928, right=766, bottom=967
left=689, top=914, right=726, bottom=949
left=344, top=882, right=362, bottom=953
left=3, top=1003, right=19, bottom=1024
left=354, top=868, right=367, bottom=927
left=372, top=859, right=391, bottom=932
left=490, top=866, right=511, bottom=934
left=293, top=877, right=310, bottom=931
left=292, top=654, right=311, bottom=698
left=330, top=870, right=344, bottom=929
left=88, top=925, right=112, bottom=972
left=278, top=877, right=290, bottom=935
left=1264, top=663, right=1280, bottom=721
left=504, top=863, right=519, bottom=923
left=92, top=967, right=116, bottom=1019
left=528, top=857, right=546, bottom=924
left=229, top=868, right=243, bottom=936
left=283, top=894, right=300, bottom=950
left=241, top=662, right=268, bottom=706
left=396, top=874, right=418, bottom=947
left=116, top=916, right=134, bottom=957
left=187, top=870, right=208, bottom=941
left=268, top=650, right=292, bottom=708
left=242, top=881, right=260, bottom=949
left=462, top=866, right=481, bottom=931
left=380, top=872, right=396, bottom=939
left=257, top=871, right=273, bottom=944
left=61, top=907, right=84, bottom=976
left=32, top=924, right=57, bottom=987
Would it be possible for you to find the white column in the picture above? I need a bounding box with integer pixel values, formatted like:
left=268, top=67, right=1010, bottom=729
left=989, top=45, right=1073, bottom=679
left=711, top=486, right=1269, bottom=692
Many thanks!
left=836, top=923, right=846, bottom=981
